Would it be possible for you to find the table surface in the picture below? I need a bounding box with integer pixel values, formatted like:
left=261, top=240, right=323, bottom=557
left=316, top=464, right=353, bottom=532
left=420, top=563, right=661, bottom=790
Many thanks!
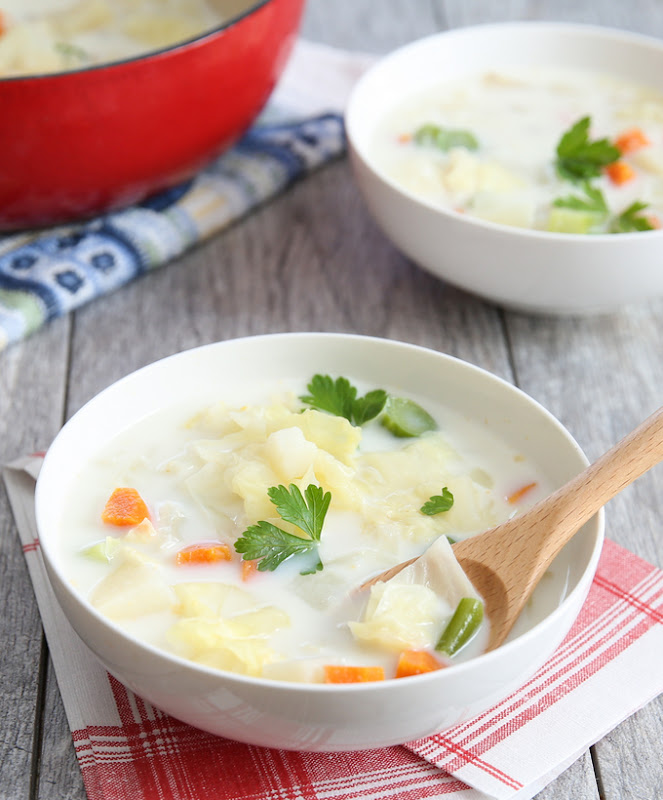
left=2, top=2, right=663, bottom=798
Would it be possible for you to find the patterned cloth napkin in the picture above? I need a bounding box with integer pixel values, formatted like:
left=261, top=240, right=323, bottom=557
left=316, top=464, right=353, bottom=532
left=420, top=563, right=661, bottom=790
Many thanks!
left=4, top=454, right=663, bottom=800
left=0, top=40, right=375, bottom=352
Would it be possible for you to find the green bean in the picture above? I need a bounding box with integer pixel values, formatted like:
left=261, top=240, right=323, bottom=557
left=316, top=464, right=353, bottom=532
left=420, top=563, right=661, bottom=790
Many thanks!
left=435, top=597, right=484, bottom=656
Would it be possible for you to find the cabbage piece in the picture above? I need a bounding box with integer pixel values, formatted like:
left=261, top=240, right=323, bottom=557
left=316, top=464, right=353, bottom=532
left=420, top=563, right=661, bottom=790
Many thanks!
left=168, top=619, right=277, bottom=676
left=312, top=450, right=362, bottom=511
left=124, top=518, right=158, bottom=544
left=91, top=548, right=175, bottom=620
left=358, top=435, right=497, bottom=541
left=349, top=583, right=440, bottom=651
left=168, top=598, right=289, bottom=676
left=262, top=658, right=326, bottom=683
left=185, top=462, right=240, bottom=520
left=230, top=457, right=280, bottom=522
left=80, top=536, right=122, bottom=563
left=173, top=582, right=254, bottom=619
left=295, top=409, right=361, bottom=464
left=122, top=15, right=203, bottom=47
left=54, top=0, right=113, bottom=35
left=0, top=21, right=64, bottom=76
left=349, top=536, right=480, bottom=652
left=265, top=426, right=318, bottom=482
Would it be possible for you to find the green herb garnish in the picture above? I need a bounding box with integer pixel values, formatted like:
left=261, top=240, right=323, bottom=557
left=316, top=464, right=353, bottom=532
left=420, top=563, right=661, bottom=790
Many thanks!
left=555, top=116, right=620, bottom=183
left=552, top=182, right=609, bottom=216
left=610, top=201, right=657, bottom=233
left=234, top=484, right=330, bottom=574
left=414, top=123, right=479, bottom=152
left=420, top=488, right=454, bottom=516
left=300, top=375, right=387, bottom=426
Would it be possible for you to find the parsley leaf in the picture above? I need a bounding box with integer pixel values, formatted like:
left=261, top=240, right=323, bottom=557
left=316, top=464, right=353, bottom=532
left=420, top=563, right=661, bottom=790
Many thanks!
left=234, top=484, right=331, bottom=573
left=352, top=389, right=389, bottom=425
left=414, top=123, right=479, bottom=152
left=301, top=375, right=387, bottom=426
left=420, top=487, right=454, bottom=516
left=552, top=182, right=608, bottom=216
left=234, top=521, right=318, bottom=571
left=267, top=484, right=330, bottom=542
left=610, top=201, right=656, bottom=233
left=555, top=116, right=620, bottom=183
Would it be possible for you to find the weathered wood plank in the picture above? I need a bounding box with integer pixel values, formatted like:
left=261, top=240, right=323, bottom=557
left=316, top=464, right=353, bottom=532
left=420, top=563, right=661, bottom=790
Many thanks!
left=13, top=2, right=662, bottom=799
left=439, top=0, right=663, bottom=36
left=0, top=320, right=70, bottom=800
left=506, top=304, right=663, bottom=800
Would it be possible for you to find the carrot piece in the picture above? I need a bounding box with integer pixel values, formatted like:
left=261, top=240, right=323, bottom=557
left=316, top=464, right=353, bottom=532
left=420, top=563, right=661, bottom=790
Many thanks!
left=397, top=132, right=412, bottom=144
left=647, top=215, right=662, bottom=230
left=395, top=650, right=445, bottom=678
left=605, top=161, right=635, bottom=185
left=175, top=543, right=232, bottom=565
left=241, top=558, right=259, bottom=581
left=101, top=487, right=149, bottom=526
left=0, top=11, right=7, bottom=37
left=507, top=482, right=538, bottom=505
left=323, top=665, right=385, bottom=683
left=615, top=128, right=650, bottom=154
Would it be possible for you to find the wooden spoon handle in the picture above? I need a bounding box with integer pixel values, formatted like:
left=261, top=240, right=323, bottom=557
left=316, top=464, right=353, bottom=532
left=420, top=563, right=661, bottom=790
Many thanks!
left=485, top=404, right=663, bottom=594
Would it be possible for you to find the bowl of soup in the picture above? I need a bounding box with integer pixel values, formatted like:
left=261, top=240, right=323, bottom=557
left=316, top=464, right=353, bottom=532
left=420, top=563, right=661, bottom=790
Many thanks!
left=346, top=23, right=663, bottom=315
left=0, top=0, right=304, bottom=231
left=34, top=332, right=604, bottom=751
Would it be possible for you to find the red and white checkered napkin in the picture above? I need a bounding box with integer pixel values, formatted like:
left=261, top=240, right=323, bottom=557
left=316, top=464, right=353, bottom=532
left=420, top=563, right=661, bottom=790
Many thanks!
left=5, top=455, right=663, bottom=800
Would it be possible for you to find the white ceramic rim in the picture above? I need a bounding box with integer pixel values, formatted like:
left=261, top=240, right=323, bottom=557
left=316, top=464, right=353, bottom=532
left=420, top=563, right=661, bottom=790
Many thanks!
left=35, top=332, right=605, bottom=693
left=345, top=20, right=663, bottom=244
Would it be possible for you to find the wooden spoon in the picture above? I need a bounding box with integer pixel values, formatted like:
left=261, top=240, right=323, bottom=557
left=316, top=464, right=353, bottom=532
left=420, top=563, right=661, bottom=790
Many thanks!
left=362, top=405, right=663, bottom=652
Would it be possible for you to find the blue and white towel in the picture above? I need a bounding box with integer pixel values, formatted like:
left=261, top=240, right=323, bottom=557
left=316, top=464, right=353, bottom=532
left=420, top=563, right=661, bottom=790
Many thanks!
left=0, top=41, right=374, bottom=351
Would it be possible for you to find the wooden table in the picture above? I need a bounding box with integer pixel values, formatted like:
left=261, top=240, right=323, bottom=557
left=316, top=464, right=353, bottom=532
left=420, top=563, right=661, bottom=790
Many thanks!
left=2, top=2, right=662, bottom=798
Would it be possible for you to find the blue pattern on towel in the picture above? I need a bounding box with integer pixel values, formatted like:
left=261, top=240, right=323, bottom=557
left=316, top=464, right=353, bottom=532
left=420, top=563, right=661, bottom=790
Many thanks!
left=0, top=113, right=345, bottom=351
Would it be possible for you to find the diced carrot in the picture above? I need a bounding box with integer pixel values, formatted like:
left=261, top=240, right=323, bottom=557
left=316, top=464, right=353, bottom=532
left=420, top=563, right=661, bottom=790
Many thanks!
left=323, top=665, right=385, bottom=683
left=397, top=132, right=412, bottom=144
left=175, top=543, right=232, bottom=565
left=615, top=128, right=650, bottom=154
left=241, top=558, right=259, bottom=581
left=605, top=161, right=635, bottom=185
left=0, top=11, right=7, bottom=37
left=101, top=487, right=149, bottom=526
left=647, top=215, right=662, bottom=229
left=507, top=482, right=538, bottom=505
left=395, top=650, right=445, bottom=678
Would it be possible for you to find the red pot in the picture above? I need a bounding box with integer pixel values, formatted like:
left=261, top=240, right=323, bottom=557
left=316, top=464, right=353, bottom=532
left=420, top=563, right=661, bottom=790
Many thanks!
left=0, top=0, right=305, bottom=231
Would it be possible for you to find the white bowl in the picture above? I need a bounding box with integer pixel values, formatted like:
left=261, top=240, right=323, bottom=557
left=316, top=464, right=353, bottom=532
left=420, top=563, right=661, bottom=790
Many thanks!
left=346, top=23, right=663, bottom=315
left=35, top=333, right=603, bottom=751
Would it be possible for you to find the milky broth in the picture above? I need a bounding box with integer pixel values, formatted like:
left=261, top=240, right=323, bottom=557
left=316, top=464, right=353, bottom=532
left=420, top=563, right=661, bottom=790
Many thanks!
left=0, top=0, right=225, bottom=77
left=373, top=67, right=663, bottom=233
left=59, top=377, right=564, bottom=682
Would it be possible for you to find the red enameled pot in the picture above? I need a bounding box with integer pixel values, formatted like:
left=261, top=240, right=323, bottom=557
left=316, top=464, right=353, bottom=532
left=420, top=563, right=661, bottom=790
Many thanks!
left=0, top=0, right=305, bottom=231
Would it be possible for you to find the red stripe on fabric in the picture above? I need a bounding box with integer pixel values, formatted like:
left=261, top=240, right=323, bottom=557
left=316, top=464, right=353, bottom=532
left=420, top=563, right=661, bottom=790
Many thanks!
left=109, top=675, right=140, bottom=726
left=412, top=576, right=662, bottom=775
left=439, top=542, right=660, bottom=742
left=22, top=539, right=40, bottom=553
left=416, top=734, right=523, bottom=791
left=72, top=720, right=468, bottom=800
left=594, top=574, right=663, bottom=625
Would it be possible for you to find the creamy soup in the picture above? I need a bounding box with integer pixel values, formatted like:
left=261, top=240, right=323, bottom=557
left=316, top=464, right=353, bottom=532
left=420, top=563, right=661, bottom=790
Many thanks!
left=59, top=375, right=558, bottom=683
left=0, top=0, right=226, bottom=76
left=373, top=67, right=663, bottom=234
